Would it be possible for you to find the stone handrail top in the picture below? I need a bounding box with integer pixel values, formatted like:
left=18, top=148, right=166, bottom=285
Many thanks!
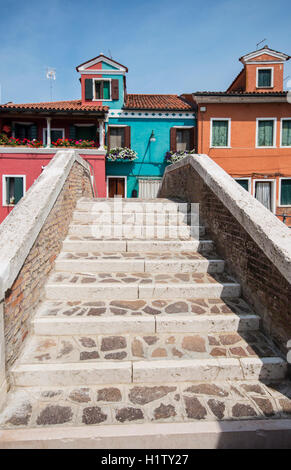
left=164, top=154, right=291, bottom=284
left=0, top=150, right=92, bottom=299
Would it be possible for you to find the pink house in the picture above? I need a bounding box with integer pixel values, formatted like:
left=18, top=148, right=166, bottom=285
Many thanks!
left=0, top=99, right=108, bottom=223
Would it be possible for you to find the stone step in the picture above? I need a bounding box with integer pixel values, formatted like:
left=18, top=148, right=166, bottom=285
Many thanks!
left=72, top=211, right=194, bottom=225
left=11, top=356, right=286, bottom=387
left=2, top=380, right=291, bottom=430
left=33, top=298, right=260, bottom=335
left=55, top=252, right=225, bottom=274
left=20, top=330, right=277, bottom=365
left=45, top=272, right=241, bottom=301
left=68, top=224, right=204, bottom=239
left=76, top=198, right=189, bottom=214
left=62, top=238, right=215, bottom=254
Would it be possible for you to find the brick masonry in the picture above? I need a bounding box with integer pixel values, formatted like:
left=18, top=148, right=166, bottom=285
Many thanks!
left=159, top=162, right=291, bottom=355
left=3, top=161, right=93, bottom=376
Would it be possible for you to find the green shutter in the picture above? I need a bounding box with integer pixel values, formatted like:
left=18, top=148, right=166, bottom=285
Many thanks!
left=282, top=120, right=291, bottom=147
left=103, top=81, right=110, bottom=100
left=258, top=120, right=274, bottom=146
left=237, top=179, right=249, bottom=191
left=85, top=79, right=93, bottom=100
left=212, top=121, right=228, bottom=146
left=14, top=177, right=24, bottom=204
left=15, top=123, right=26, bottom=139
left=30, top=124, right=38, bottom=140
left=5, top=177, right=10, bottom=205
left=281, top=179, right=291, bottom=205
left=69, top=125, right=77, bottom=140
left=258, top=69, right=271, bottom=87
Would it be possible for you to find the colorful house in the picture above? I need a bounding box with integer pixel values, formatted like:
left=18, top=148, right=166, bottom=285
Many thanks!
left=190, top=45, right=291, bottom=224
left=76, top=54, right=196, bottom=198
left=0, top=54, right=196, bottom=221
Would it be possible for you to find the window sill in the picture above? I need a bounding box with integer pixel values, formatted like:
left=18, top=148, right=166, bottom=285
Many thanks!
left=256, top=86, right=273, bottom=89
left=255, top=146, right=277, bottom=149
left=93, top=98, right=112, bottom=102
left=280, top=145, right=291, bottom=148
left=210, top=146, right=232, bottom=149
left=278, top=204, right=291, bottom=208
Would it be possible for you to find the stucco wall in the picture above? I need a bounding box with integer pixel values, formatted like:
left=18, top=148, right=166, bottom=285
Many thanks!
left=106, top=117, right=196, bottom=197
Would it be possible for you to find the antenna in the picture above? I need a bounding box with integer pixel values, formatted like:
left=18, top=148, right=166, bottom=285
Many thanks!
left=283, top=75, right=290, bottom=82
left=46, top=67, right=56, bottom=101
left=108, top=49, right=112, bottom=59
left=256, top=39, right=267, bottom=50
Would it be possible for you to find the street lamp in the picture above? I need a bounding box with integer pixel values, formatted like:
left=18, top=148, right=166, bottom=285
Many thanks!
left=149, top=130, right=156, bottom=142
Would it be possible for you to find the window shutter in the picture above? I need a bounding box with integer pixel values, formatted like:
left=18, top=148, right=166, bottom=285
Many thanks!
left=69, top=125, right=77, bottom=140
left=124, top=126, right=131, bottom=148
left=170, top=128, right=177, bottom=151
left=85, top=79, right=93, bottom=100
left=5, top=177, right=10, bottom=205
left=111, top=79, right=119, bottom=100
left=107, top=126, right=111, bottom=150
left=30, top=124, right=38, bottom=140
left=14, top=177, right=24, bottom=204
left=189, top=127, right=196, bottom=151
left=281, top=179, right=291, bottom=205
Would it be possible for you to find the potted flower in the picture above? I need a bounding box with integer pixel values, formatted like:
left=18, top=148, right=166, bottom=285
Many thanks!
left=106, top=147, right=138, bottom=161
left=165, top=149, right=196, bottom=164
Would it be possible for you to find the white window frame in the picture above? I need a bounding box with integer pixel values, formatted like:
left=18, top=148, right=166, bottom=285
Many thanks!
left=2, top=174, right=26, bottom=207
left=253, top=178, right=276, bottom=213
left=43, top=128, right=65, bottom=145
left=106, top=175, right=127, bottom=198
left=234, top=177, right=251, bottom=192
left=210, top=118, right=231, bottom=148
left=278, top=177, right=291, bottom=207
left=256, top=118, right=277, bottom=148
left=256, top=67, right=274, bottom=89
left=280, top=118, right=291, bottom=148
left=93, top=78, right=112, bottom=102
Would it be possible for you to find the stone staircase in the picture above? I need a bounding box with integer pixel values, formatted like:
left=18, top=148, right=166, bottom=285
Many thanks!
left=0, top=198, right=290, bottom=443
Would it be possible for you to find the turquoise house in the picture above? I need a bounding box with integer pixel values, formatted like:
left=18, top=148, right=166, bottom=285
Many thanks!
left=77, top=54, right=197, bottom=197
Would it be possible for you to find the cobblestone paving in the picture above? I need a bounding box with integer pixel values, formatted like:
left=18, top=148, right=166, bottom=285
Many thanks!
left=37, top=298, right=253, bottom=318
left=49, top=271, right=236, bottom=285
left=1, top=381, right=291, bottom=429
left=20, top=330, right=278, bottom=364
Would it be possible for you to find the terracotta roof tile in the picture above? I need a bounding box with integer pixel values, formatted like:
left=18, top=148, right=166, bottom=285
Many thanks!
left=0, top=100, right=108, bottom=113
left=193, top=91, right=287, bottom=97
left=124, top=94, right=194, bottom=110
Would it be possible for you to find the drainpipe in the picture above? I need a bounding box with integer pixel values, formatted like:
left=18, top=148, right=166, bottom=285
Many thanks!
left=46, top=117, right=51, bottom=148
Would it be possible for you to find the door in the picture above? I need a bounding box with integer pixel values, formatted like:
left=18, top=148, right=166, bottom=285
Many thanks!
left=139, top=179, right=162, bottom=198
left=108, top=178, right=125, bottom=198
left=255, top=181, right=272, bottom=211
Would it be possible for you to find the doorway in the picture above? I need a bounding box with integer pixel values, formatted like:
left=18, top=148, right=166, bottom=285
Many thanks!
left=254, top=179, right=276, bottom=212
left=107, top=177, right=126, bottom=198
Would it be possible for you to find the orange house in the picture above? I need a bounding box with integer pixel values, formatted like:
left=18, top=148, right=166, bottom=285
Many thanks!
left=191, top=46, right=291, bottom=225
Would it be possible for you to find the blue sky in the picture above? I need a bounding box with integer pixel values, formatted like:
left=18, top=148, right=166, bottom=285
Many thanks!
left=0, top=0, right=290, bottom=103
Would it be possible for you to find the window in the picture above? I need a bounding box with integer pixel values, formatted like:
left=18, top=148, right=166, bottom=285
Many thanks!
left=256, top=119, right=276, bottom=147
left=235, top=178, right=250, bottom=191
left=43, top=128, right=65, bottom=145
left=14, top=122, right=38, bottom=140
left=109, top=127, right=125, bottom=149
left=211, top=119, right=230, bottom=147
left=94, top=79, right=111, bottom=100
left=176, top=129, right=192, bottom=151
left=280, top=179, right=291, bottom=206
left=281, top=119, right=291, bottom=147
left=257, top=68, right=273, bottom=88
left=2, top=175, right=25, bottom=206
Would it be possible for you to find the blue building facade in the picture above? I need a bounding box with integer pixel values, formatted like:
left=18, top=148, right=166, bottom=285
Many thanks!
left=77, top=53, right=196, bottom=197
